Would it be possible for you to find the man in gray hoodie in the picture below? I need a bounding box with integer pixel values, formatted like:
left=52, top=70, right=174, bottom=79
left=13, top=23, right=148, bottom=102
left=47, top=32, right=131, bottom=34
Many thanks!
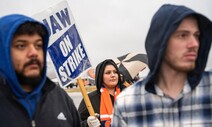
left=112, top=4, right=212, bottom=127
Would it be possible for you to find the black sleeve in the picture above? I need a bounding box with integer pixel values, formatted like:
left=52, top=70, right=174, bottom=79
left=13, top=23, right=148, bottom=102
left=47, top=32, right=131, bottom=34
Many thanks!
left=78, top=90, right=100, bottom=127
left=78, top=98, right=89, bottom=127
left=60, top=87, right=82, bottom=127
left=67, top=96, right=82, bottom=127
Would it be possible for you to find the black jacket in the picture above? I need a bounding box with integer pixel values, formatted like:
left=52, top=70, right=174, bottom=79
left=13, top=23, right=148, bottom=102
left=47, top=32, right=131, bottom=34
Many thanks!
left=0, top=78, right=81, bottom=127
left=78, top=90, right=100, bottom=127
left=78, top=90, right=114, bottom=127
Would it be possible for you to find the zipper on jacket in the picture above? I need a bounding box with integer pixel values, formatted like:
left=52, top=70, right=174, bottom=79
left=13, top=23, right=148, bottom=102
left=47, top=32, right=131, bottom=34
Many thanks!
left=31, top=120, right=36, bottom=127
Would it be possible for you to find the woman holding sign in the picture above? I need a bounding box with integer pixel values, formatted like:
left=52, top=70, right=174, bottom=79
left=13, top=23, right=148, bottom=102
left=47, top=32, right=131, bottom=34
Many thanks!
left=78, top=59, right=124, bottom=127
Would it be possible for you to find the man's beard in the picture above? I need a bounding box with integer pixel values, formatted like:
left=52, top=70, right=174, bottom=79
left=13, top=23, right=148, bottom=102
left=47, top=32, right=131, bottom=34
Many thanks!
left=16, top=58, right=44, bottom=90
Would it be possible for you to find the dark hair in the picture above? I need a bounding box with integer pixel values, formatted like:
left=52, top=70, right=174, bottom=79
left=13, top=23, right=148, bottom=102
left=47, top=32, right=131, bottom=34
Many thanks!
left=14, top=21, right=47, bottom=40
left=95, top=59, right=123, bottom=92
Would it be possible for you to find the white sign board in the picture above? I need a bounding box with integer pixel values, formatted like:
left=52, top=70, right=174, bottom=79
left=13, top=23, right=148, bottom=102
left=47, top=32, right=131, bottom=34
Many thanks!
left=33, top=0, right=92, bottom=87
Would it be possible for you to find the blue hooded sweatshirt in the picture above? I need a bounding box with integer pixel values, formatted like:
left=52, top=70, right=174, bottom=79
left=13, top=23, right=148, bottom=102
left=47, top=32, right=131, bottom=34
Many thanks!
left=0, top=14, right=49, bottom=119
left=144, top=4, right=212, bottom=92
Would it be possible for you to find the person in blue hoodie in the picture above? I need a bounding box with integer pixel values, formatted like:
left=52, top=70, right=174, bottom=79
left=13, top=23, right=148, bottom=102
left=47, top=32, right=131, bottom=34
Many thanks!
left=0, top=14, right=81, bottom=127
left=112, top=4, right=212, bottom=127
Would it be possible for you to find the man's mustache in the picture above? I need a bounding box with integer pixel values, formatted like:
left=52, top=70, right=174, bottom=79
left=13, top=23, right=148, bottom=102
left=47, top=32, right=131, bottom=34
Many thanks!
left=24, top=59, right=41, bottom=68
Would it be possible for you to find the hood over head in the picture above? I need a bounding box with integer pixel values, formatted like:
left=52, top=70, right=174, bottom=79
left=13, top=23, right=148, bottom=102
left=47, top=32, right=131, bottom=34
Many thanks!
left=145, top=4, right=212, bottom=92
left=95, top=59, right=122, bottom=92
left=0, top=14, right=49, bottom=118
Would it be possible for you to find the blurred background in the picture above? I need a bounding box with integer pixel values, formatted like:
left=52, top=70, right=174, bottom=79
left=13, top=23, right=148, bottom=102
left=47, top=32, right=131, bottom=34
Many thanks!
left=1, top=0, right=211, bottom=108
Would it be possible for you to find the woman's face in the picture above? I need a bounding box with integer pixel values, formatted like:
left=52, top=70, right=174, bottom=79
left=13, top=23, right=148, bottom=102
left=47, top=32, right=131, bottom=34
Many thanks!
left=102, top=64, right=119, bottom=89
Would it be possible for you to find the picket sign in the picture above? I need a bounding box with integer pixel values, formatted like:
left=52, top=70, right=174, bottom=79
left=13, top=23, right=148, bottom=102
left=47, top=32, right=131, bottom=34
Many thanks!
left=33, top=0, right=96, bottom=122
left=77, top=78, right=95, bottom=116
left=33, top=0, right=92, bottom=87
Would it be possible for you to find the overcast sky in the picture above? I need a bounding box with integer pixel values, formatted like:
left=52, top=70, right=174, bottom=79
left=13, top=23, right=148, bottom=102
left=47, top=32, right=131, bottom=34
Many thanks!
left=1, top=0, right=211, bottom=78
